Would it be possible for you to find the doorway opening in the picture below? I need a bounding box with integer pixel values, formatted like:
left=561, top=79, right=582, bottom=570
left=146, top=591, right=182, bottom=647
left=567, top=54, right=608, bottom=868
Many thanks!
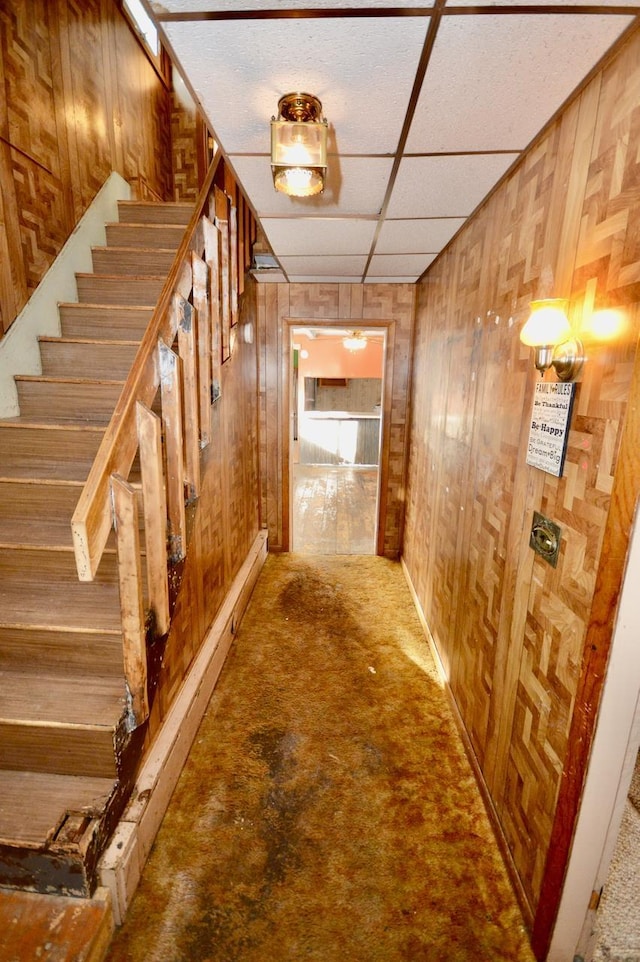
left=290, top=325, right=386, bottom=554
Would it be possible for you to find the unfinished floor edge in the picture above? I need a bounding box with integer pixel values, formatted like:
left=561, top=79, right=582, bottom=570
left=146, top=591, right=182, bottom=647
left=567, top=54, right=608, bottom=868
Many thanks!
left=98, top=530, right=268, bottom=926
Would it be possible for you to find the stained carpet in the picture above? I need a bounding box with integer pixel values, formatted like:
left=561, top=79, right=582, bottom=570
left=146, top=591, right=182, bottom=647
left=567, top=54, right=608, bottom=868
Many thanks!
left=105, top=554, right=534, bottom=962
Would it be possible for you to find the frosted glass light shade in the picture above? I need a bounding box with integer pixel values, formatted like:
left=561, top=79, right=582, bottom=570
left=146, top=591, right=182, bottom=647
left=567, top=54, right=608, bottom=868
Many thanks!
left=520, top=299, right=571, bottom=347
left=271, top=93, right=327, bottom=198
left=273, top=164, right=324, bottom=198
left=343, top=332, right=367, bottom=352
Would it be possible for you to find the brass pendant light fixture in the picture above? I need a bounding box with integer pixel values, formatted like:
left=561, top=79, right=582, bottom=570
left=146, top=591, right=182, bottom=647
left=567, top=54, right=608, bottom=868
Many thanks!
left=271, top=92, right=328, bottom=198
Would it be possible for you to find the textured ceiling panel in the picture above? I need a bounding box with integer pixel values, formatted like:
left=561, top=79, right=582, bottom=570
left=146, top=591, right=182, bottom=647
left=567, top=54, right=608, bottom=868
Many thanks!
left=405, top=14, right=634, bottom=153
left=452, top=0, right=640, bottom=5
left=162, top=17, right=428, bottom=154
left=289, top=276, right=364, bottom=283
left=230, top=156, right=394, bottom=217
left=158, top=0, right=435, bottom=8
left=279, top=255, right=368, bottom=275
left=261, top=218, right=377, bottom=256
left=251, top=271, right=288, bottom=284
left=363, top=277, right=418, bottom=284
left=387, top=154, right=519, bottom=219
left=368, top=253, right=435, bottom=277
left=376, top=217, right=466, bottom=254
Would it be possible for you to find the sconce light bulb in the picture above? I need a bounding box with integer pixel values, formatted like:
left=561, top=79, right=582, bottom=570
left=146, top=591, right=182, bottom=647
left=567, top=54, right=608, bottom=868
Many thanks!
left=520, top=300, right=571, bottom=348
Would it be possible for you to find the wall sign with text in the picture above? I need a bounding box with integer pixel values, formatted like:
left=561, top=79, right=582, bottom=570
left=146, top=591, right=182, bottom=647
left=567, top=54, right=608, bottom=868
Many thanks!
left=526, top=381, right=576, bottom=478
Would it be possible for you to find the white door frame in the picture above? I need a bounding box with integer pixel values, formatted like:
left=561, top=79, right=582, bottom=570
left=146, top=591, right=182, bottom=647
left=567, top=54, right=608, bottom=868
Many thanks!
left=548, top=499, right=640, bottom=961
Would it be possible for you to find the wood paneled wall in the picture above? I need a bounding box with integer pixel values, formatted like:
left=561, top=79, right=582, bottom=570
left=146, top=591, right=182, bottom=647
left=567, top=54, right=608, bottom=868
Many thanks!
left=403, top=22, right=640, bottom=940
left=0, top=0, right=176, bottom=335
left=147, top=277, right=261, bottom=740
left=257, top=282, right=415, bottom=558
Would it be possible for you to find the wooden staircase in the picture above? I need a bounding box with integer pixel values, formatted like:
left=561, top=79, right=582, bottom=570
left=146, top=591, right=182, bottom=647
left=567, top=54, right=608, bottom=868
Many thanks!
left=0, top=200, right=193, bottom=896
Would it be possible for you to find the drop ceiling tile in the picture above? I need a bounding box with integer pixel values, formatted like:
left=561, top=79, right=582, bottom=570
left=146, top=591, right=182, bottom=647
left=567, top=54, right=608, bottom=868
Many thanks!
left=279, top=255, right=367, bottom=276
left=364, top=276, right=419, bottom=284
left=288, top=276, right=364, bottom=283
left=162, top=17, right=428, bottom=154
left=262, top=218, right=377, bottom=256
left=452, top=0, right=639, bottom=5
left=368, top=253, right=435, bottom=276
left=387, top=154, right=518, bottom=219
left=376, top=218, right=465, bottom=254
left=406, top=14, right=633, bottom=153
left=161, top=0, right=435, bottom=8
left=252, top=271, right=288, bottom=283
left=230, top=156, right=393, bottom=217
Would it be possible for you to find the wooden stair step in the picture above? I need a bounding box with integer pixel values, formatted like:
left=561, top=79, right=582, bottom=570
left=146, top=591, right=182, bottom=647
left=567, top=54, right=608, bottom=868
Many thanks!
left=0, top=671, right=124, bottom=729
left=0, top=545, right=119, bottom=583
left=0, top=626, right=123, bottom=678
left=38, top=337, right=139, bottom=379
left=91, top=245, right=176, bottom=275
left=15, top=376, right=125, bottom=423
left=0, top=551, right=122, bottom=633
left=0, top=479, right=137, bottom=549
left=0, top=422, right=105, bottom=481
left=117, top=199, right=193, bottom=225
left=75, top=273, right=165, bottom=306
left=0, top=479, right=82, bottom=546
left=0, top=770, right=116, bottom=846
left=105, top=221, right=185, bottom=249
left=59, top=303, right=153, bottom=339
left=0, top=885, right=114, bottom=959
left=0, top=672, right=124, bottom=777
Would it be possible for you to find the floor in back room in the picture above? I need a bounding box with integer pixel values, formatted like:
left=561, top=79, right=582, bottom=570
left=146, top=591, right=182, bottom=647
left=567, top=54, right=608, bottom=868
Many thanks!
left=292, top=464, right=378, bottom=554
left=104, top=554, right=535, bottom=962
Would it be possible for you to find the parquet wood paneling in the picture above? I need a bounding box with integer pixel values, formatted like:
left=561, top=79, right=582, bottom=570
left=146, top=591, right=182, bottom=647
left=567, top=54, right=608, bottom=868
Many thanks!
left=0, top=0, right=177, bottom=336
left=258, top=283, right=415, bottom=557
left=171, top=90, right=199, bottom=202
left=403, top=21, right=640, bottom=930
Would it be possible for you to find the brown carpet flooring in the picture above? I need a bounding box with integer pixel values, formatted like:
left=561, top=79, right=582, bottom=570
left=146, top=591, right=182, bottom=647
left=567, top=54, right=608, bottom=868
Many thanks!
left=105, top=554, right=534, bottom=962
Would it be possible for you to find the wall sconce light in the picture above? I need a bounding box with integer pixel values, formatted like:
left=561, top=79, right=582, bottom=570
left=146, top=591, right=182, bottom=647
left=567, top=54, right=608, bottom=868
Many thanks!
left=343, top=331, right=367, bottom=352
left=271, top=92, right=327, bottom=198
left=520, top=299, right=584, bottom=381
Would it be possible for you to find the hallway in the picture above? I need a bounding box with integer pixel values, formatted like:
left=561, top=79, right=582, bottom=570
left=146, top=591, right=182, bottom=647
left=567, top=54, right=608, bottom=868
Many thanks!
left=105, top=555, right=534, bottom=962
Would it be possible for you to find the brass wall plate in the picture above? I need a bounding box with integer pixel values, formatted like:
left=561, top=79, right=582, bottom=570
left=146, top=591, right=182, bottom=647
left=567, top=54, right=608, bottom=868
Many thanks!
left=529, top=511, right=561, bottom=567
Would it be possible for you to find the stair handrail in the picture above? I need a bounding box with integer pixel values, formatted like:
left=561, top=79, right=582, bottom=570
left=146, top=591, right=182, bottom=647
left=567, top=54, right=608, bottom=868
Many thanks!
left=71, top=155, right=221, bottom=584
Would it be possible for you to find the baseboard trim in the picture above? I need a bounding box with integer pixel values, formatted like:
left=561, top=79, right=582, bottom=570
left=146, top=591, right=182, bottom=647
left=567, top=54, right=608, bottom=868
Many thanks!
left=99, top=530, right=268, bottom=925
left=400, top=557, right=534, bottom=930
